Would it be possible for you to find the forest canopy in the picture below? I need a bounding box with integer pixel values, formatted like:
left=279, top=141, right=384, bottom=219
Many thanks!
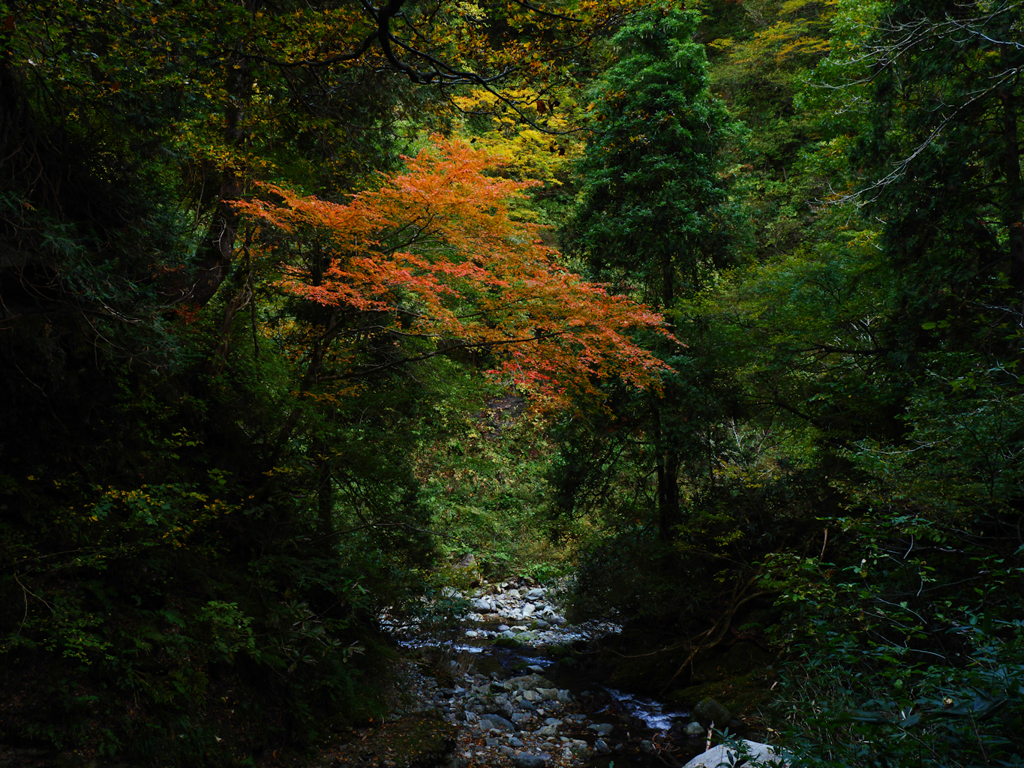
left=1, top=0, right=1023, bottom=766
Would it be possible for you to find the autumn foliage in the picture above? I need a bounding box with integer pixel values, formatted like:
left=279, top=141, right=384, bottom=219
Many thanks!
left=236, top=136, right=672, bottom=406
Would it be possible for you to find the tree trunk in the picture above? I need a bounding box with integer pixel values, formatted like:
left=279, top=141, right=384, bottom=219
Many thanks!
left=654, top=402, right=681, bottom=541
left=186, top=52, right=252, bottom=306
left=313, top=437, right=335, bottom=538
left=1001, top=89, right=1024, bottom=297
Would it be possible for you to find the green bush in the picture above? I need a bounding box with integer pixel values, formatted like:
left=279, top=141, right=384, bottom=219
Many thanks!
left=767, top=515, right=1024, bottom=768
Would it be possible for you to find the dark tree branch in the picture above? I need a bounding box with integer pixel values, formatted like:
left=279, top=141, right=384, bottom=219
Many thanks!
left=315, top=330, right=571, bottom=381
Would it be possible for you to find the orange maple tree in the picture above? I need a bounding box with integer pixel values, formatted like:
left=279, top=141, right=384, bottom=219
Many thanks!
left=236, top=135, right=673, bottom=407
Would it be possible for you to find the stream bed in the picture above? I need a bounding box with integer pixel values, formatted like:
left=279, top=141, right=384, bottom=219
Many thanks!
left=367, top=578, right=732, bottom=768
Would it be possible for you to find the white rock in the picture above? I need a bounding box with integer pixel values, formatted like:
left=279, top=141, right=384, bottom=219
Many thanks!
left=682, top=740, right=789, bottom=768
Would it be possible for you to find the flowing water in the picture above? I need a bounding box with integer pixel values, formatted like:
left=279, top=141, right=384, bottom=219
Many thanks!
left=389, top=580, right=712, bottom=767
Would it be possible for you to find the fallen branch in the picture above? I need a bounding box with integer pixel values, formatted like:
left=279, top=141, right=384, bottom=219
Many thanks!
left=657, top=577, right=779, bottom=696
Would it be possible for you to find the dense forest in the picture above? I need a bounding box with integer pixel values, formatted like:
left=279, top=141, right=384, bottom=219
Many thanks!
left=1, top=0, right=1022, bottom=765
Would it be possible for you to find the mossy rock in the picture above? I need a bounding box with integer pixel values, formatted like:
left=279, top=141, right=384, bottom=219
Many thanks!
left=668, top=670, right=776, bottom=720
left=331, top=712, right=456, bottom=768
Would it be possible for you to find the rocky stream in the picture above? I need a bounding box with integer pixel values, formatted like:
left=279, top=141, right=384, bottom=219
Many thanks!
left=330, top=578, right=786, bottom=768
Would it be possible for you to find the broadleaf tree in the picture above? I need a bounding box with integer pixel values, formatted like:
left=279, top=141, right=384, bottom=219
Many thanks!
left=236, top=134, right=674, bottom=409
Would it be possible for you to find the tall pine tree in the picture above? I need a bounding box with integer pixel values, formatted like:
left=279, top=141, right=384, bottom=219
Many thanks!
left=563, top=6, right=740, bottom=540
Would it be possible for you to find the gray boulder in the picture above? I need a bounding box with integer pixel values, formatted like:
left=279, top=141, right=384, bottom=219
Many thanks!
left=683, top=740, right=789, bottom=768
left=507, top=674, right=549, bottom=691
left=513, top=753, right=550, bottom=768
left=693, top=697, right=732, bottom=728
left=684, top=721, right=705, bottom=736
left=479, top=713, right=515, bottom=731
left=472, top=597, right=495, bottom=613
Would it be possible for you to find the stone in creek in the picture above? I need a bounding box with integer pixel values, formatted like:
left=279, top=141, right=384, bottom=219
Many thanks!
left=527, top=588, right=545, bottom=599
left=480, top=713, right=515, bottom=731
left=534, top=724, right=559, bottom=737
left=522, top=603, right=536, bottom=617
left=588, top=723, right=615, bottom=736
left=506, top=674, right=550, bottom=690
left=693, top=697, right=732, bottom=729
left=684, top=721, right=705, bottom=736
left=683, top=740, right=789, bottom=768
left=568, top=740, right=590, bottom=757
left=513, top=753, right=550, bottom=768
left=536, top=687, right=560, bottom=701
